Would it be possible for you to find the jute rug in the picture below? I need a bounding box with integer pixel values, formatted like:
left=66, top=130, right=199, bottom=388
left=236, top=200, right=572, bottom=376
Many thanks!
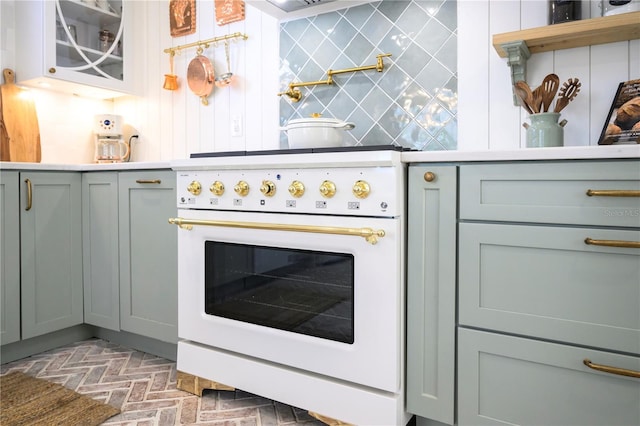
left=0, top=371, right=120, bottom=425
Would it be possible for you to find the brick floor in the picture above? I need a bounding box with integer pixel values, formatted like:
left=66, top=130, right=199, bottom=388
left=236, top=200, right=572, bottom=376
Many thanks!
left=0, top=338, right=326, bottom=425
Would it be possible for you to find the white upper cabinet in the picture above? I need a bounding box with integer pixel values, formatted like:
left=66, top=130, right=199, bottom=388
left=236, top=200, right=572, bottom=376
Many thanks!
left=15, top=0, right=137, bottom=98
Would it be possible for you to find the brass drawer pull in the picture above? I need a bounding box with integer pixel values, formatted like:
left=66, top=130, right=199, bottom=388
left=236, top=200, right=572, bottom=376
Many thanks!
left=583, top=359, right=640, bottom=379
left=24, top=178, right=32, bottom=211
left=584, top=238, right=640, bottom=249
left=586, top=189, right=640, bottom=197
left=136, top=179, right=162, bottom=184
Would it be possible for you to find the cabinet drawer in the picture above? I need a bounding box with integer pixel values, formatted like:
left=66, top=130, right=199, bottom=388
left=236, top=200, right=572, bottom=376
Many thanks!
left=458, top=328, right=640, bottom=426
left=459, top=222, right=640, bottom=354
left=459, top=161, right=640, bottom=227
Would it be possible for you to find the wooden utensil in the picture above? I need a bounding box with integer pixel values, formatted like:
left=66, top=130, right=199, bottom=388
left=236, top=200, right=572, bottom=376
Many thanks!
left=554, top=78, right=581, bottom=113
left=0, top=69, right=41, bottom=162
left=541, top=73, right=559, bottom=112
left=514, top=81, right=535, bottom=114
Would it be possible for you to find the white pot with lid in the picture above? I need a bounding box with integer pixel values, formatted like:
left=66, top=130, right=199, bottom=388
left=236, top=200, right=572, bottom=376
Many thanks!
left=281, top=113, right=355, bottom=148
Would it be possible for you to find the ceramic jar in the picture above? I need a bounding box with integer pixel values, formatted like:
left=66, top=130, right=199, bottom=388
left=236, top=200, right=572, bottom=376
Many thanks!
left=526, top=112, right=563, bottom=148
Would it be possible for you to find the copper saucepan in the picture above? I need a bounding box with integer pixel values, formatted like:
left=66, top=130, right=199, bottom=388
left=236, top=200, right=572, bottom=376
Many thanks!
left=187, top=51, right=215, bottom=105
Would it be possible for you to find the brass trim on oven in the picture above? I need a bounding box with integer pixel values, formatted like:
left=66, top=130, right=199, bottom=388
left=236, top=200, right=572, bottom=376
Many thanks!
left=168, top=217, right=386, bottom=245
left=584, top=237, right=640, bottom=249
left=583, top=359, right=640, bottom=379
left=586, top=189, right=640, bottom=197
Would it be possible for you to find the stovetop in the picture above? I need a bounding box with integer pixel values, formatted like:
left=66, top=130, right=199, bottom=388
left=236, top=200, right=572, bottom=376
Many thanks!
left=189, top=144, right=414, bottom=158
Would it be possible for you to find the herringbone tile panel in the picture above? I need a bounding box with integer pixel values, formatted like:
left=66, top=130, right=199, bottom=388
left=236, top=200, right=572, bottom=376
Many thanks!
left=0, top=339, right=326, bottom=425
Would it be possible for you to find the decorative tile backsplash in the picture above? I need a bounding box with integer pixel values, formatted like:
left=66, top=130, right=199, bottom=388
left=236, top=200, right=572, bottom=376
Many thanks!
left=279, top=0, right=457, bottom=150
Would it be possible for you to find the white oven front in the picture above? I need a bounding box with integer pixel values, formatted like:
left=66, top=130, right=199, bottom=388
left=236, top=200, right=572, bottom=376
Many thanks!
left=175, top=207, right=404, bottom=393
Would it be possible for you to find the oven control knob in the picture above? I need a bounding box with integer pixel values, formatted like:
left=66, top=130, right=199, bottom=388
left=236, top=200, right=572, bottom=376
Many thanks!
left=210, top=181, right=225, bottom=196
left=187, top=181, right=202, bottom=195
left=288, top=180, right=305, bottom=198
left=260, top=180, right=276, bottom=197
left=352, top=180, right=370, bottom=199
left=234, top=180, right=249, bottom=196
left=319, top=180, right=336, bottom=198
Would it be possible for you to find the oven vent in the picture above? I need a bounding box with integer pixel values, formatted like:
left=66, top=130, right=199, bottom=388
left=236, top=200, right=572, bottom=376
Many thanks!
left=265, top=0, right=337, bottom=13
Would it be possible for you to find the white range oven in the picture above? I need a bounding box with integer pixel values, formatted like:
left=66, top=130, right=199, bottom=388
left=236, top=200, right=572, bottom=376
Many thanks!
left=170, top=147, right=410, bottom=425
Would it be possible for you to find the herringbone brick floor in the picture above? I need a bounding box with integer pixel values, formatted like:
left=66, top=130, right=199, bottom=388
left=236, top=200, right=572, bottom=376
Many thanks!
left=0, top=338, right=326, bottom=425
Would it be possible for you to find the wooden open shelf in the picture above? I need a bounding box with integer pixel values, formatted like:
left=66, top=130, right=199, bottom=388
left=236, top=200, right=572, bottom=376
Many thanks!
left=493, top=11, right=640, bottom=58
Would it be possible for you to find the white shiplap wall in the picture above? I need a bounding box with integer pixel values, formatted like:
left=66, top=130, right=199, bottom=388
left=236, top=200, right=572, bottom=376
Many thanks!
left=458, top=0, right=640, bottom=151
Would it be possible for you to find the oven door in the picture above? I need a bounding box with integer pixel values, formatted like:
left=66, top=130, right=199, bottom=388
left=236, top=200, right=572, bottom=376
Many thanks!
left=174, top=208, right=404, bottom=393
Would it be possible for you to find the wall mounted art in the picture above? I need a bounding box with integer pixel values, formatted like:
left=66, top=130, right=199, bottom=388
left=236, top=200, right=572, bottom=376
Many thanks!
left=215, top=0, right=245, bottom=26
left=170, top=0, right=196, bottom=37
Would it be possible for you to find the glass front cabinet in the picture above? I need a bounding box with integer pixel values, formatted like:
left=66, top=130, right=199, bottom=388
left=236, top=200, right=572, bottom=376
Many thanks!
left=15, top=0, right=136, bottom=98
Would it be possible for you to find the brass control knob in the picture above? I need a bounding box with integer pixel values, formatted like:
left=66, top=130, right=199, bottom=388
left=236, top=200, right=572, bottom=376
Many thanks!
left=319, top=180, right=336, bottom=198
left=352, top=180, right=370, bottom=199
left=187, top=180, right=202, bottom=195
left=234, top=180, right=249, bottom=196
left=210, top=181, right=225, bottom=196
left=260, top=180, right=277, bottom=197
left=288, top=180, right=305, bottom=198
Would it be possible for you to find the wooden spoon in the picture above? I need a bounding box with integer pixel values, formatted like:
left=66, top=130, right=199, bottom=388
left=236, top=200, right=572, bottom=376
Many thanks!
left=554, top=78, right=581, bottom=113
left=514, top=81, right=535, bottom=114
left=541, top=73, right=559, bottom=112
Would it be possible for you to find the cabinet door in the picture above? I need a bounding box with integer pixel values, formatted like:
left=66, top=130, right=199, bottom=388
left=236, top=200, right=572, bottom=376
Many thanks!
left=119, top=171, right=177, bottom=343
left=406, top=165, right=457, bottom=424
left=82, top=172, right=120, bottom=331
left=15, top=0, right=136, bottom=98
left=458, top=328, right=640, bottom=426
left=1, top=171, right=21, bottom=345
left=20, top=172, right=83, bottom=339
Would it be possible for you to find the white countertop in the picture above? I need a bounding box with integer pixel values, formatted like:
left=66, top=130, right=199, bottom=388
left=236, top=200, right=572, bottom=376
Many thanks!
left=0, top=161, right=172, bottom=171
left=401, top=145, right=640, bottom=163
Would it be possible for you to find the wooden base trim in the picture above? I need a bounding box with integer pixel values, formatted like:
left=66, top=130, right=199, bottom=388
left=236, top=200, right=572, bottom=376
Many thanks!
left=308, top=411, right=354, bottom=426
left=176, top=370, right=235, bottom=396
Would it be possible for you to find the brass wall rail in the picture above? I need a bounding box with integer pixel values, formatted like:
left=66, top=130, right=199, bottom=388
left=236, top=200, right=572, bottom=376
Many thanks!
left=278, top=53, right=392, bottom=102
left=168, top=217, right=385, bottom=245
left=163, top=32, right=248, bottom=56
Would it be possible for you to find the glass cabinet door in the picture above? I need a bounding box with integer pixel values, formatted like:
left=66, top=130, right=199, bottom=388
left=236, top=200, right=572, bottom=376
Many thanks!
left=51, top=0, right=125, bottom=82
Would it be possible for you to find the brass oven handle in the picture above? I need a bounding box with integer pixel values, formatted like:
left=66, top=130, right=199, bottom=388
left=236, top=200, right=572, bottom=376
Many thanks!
left=168, top=217, right=386, bottom=245
left=586, top=189, right=640, bottom=197
left=136, top=179, right=162, bottom=184
left=583, top=359, right=640, bottom=379
left=24, top=178, right=32, bottom=211
left=584, top=238, right=640, bottom=249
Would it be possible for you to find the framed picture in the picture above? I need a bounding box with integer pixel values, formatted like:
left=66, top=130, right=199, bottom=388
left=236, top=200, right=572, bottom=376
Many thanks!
left=598, top=79, right=640, bottom=145
left=170, top=0, right=196, bottom=37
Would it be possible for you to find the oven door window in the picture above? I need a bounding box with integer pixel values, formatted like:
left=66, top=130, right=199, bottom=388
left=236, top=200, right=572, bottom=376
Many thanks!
left=204, top=241, right=354, bottom=344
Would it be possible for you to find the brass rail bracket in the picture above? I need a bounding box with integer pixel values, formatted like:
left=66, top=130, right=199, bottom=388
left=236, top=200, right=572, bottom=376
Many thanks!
left=279, top=53, right=392, bottom=103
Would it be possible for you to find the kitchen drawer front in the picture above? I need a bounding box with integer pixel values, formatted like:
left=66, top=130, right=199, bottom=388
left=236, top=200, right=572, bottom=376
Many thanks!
left=458, top=328, right=640, bottom=426
left=459, top=160, right=640, bottom=227
left=459, top=222, right=640, bottom=354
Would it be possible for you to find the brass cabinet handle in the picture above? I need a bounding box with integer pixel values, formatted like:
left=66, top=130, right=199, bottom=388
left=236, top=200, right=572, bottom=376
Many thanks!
left=584, top=238, right=640, bottom=249
left=168, top=217, right=385, bottom=245
left=423, top=171, right=436, bottom=182
left=136, top=179, right=161, bottom=184
left=586, top=189, right=640, bottom=197
left=24, top=178, right=32, bottom=211
left=583, top=359, right=640, bottom=379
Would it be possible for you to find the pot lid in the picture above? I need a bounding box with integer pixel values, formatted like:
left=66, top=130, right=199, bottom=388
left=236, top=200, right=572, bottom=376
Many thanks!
left=286, top=113, right=346, bottom=126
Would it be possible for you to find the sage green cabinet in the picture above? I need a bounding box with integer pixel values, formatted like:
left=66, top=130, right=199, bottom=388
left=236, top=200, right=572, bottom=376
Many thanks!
left=1, top=171, right=20, bottom=345
left=406, top=165, right=457, bottom=425
left=82, top=172, right=120, bottom=331
left=118, top=171, right=177, bottom=343
left=20, top=172, right=83, bottom=339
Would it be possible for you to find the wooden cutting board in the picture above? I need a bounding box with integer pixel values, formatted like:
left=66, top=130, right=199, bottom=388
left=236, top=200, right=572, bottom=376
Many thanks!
left=0, top=69, right=41, bottom=162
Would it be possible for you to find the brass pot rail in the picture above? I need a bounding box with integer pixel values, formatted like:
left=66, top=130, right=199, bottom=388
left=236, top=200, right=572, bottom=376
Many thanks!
left=586, top=189, right=640, bottom=197
left=584, top=238, right=640, bottom=249
left=163, top=32, right=248, bottom=57
left=278, top=53, right=392, bottom=103
left=583, top=359, right=640, bottom=379
left=168, top=217, right=385, bottom=245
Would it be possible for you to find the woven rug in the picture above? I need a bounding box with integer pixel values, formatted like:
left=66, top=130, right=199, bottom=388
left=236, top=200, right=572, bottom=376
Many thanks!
left=0, top=371, right=120, bottom=425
